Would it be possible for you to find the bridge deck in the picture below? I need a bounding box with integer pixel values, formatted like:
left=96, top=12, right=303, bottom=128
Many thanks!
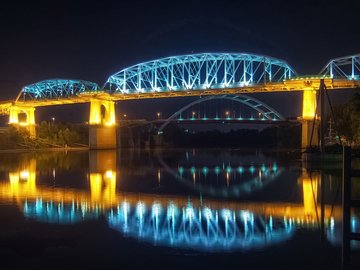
left=0, top=78, right=359, bottom=113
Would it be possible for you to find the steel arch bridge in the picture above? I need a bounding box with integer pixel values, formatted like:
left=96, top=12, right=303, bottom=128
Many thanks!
left=157, top=94, right=285, bottom=132
left=105, top=53, right=296, bottom=94
left=1, top=52, right=360, bottom=149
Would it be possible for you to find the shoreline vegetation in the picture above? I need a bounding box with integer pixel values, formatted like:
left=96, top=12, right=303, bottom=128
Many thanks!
left=0, top=121, right=88, bottom=151
left=1, top=90, right=360, bottom=153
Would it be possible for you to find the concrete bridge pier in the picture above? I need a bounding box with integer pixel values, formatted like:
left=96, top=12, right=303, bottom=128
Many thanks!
left=89, top=99, right=117, bottom=149
left=89, top=150, right=117, bottom=203
left=301, top=89, right=319, bottom=148
left=8, top=106, right=36, bottom=137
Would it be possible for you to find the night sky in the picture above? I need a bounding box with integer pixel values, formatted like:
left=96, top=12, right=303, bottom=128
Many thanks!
left=0, top=0, right=359, bottom=122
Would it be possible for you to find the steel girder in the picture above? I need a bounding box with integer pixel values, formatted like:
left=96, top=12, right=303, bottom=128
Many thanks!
left=320, top=54, right=360, bottom=80
left=105, top=53, right=296, bottom=94
left=16, top=79, right=100, bottom=101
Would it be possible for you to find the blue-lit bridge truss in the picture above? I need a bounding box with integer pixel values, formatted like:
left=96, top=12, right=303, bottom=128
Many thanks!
left=105, top=53, right=296, bottom=93
left=16, top=79, right=100, bottom=101
left=158, top=94, right=285, bottom=132
left=12, top=53, right=360, bottom=103
left=321, top=53, right=360, bottom=80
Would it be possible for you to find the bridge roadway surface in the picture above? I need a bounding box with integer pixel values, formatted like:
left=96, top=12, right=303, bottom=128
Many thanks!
left=1, top=77, right=359, bottom=111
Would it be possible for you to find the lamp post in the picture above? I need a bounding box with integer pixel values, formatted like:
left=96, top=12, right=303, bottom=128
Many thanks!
left=192, top=111, right=196, bottom=119
left=51, top=117, right=55, bottom=125
left=225, top=111, right=229, bottom=119
left=157, top=112, right=161, bottom=120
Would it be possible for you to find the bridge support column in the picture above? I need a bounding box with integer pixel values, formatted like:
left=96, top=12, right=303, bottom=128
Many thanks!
left=300, top=169, right=319, bottom=217
left=89, top=150, right=117, bottom=203
left=301, top=89, right=319, bottom=148
left=9, top=106, right=36, bottom=137
left=89, top=99, right=117, bottom=149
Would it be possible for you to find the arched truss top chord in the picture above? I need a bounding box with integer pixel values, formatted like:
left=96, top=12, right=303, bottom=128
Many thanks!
left=16, top=79, right=100, bottom=101
left=158, top=94, right=285, bottom=132
left=105, top=53, right=297, bottom=94
left=320, top=53, right=360, bottom=80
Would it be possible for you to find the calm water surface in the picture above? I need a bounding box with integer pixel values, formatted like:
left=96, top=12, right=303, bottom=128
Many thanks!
left=0, top=148, right=359, bottom=270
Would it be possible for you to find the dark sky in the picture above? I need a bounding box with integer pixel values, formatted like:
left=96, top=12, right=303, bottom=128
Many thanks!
left=0, top=0, right=359, bottom=122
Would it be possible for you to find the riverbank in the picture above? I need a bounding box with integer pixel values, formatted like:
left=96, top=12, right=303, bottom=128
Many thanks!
left=0, top=146, right=89, bottom=154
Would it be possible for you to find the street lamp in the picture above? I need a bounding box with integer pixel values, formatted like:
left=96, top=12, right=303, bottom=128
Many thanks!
left=225, top=111, right=229, bottom=119
left=157, top=112, right=161, bottom=120
left=192, top=111, right=196, bottom=119
left=258, top=112, right=261, bottom=119
left=123, top=114, right=127, bottom=118
left=51, top=117, right=55, bottom=125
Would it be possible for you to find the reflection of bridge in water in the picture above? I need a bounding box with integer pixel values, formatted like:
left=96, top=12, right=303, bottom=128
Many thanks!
left=0, top=151, right=358, bottom=251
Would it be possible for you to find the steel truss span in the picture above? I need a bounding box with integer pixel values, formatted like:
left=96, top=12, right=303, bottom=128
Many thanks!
left=16, top=79, right=100, bottom=101
left=105, top=53, right=296, bottom=94
left=320, top=53, right=360, bottom=80
left=158, top=95, right=285, bottom=132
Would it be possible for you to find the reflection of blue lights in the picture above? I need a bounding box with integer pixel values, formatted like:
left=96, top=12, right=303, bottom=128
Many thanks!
left=203, top=207, right=212, bottom=220
left=23, top=199, right=99, bottom=224
left=327, top=215, right=360, bottom=249
left=273, top=163, right=278, bottom=172
left=108, top=202, right=294, bottom=251
left=222, top=209, right=232, bottom=221
left=202, top=166, right=209, bottom=176
left=176, top=164, right=279, bottom=178
left=261, top=164, right=266, bottom=172
left=152, top=203, right=162, bottom=218
left=186, top=206, right=195, bottom=220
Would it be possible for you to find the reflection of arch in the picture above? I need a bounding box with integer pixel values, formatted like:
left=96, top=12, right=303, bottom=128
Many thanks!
left=108, top=202, right=294, bottom=251
left=158, top=95, right=284, bottom=132
left=158, top=157, right=283, bottom=198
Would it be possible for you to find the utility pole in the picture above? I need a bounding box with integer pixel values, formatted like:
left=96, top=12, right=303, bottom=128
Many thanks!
left=320, top=79, right=325, bottom=153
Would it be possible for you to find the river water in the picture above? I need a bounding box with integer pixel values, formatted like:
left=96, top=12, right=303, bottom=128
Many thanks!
left=0, top=148, right=359, bottom=270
